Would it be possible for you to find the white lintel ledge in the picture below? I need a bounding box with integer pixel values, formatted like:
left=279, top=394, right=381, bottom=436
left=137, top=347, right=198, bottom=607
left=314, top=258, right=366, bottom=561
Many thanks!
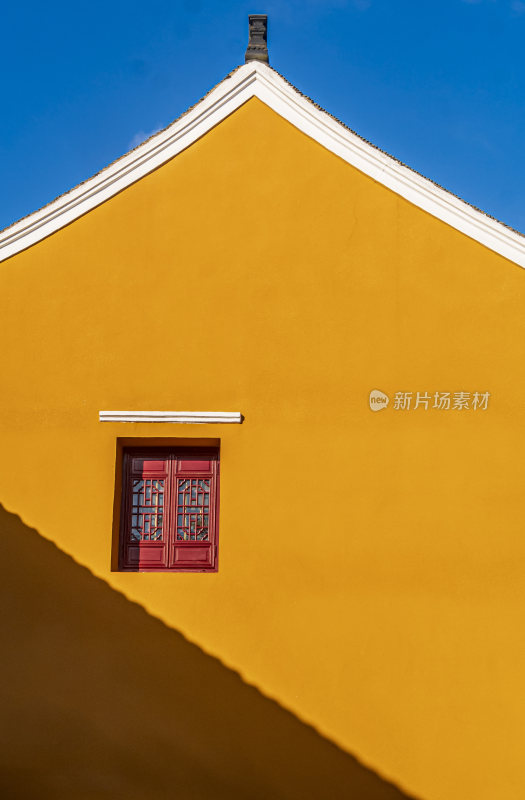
left=99, top=411, right=242, bottom=424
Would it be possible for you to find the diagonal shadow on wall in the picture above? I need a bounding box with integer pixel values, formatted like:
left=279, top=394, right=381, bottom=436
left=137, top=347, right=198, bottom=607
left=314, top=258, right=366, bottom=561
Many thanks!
left=0, top=504, right=420, bottom=800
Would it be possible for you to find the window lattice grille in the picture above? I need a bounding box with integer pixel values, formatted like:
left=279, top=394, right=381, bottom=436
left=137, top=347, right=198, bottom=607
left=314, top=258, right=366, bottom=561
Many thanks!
left=131, top=478, right=165, bottom=541
left=177, top=478, right=210, bottom=541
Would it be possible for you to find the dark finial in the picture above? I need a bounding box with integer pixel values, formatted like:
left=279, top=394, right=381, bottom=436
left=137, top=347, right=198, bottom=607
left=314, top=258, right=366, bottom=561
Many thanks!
left=245, top=15, right=269, bottom=64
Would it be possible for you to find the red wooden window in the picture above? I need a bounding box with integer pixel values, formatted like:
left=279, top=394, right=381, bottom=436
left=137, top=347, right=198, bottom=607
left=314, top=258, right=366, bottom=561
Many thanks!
left=119, top=448, right=219, bottom=571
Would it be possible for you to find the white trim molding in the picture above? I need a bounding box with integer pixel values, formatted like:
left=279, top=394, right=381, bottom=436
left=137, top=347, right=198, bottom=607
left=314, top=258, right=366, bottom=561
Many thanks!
left=2, top=61, right=525, bottom=267
left=99, top=411, right=242, bottom=424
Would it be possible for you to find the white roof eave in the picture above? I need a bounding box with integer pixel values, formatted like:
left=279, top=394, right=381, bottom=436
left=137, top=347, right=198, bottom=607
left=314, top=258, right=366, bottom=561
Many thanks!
left=1, top=61, right=524, bottom=268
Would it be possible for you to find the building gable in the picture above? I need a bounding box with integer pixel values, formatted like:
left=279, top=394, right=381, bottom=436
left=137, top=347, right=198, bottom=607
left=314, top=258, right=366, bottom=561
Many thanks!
left=1, top=61, right=524, bottom=267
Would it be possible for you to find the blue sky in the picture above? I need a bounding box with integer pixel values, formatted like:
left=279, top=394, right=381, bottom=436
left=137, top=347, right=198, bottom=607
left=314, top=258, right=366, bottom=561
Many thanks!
left=2, top=0, right=525, bottom=232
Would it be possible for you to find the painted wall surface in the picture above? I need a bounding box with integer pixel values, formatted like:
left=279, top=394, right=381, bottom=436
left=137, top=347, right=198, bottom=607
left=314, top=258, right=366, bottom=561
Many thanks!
left=1, top=97, right=524, bottom=800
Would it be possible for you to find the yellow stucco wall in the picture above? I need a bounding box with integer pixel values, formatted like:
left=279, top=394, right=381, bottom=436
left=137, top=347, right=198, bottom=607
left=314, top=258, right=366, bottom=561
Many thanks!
left=1, top=97, right=524, bottom=799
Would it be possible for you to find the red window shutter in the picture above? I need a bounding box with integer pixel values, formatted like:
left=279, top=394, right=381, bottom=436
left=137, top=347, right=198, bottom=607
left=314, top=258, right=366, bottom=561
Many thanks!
left=169, top=451, right=219, bottom=571
left=119, top=448, right=219, bottom=571
left=120, top=453, right=170, bottom=570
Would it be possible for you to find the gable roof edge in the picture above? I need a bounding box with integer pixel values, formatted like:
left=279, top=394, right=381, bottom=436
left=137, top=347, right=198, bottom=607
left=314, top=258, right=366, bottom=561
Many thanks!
left=1, top=61, right=524, bottom=268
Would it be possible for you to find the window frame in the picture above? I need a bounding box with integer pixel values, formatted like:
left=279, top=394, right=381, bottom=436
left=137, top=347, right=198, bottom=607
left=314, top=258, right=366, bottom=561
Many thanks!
left=118, top=446, right=219, bottom=573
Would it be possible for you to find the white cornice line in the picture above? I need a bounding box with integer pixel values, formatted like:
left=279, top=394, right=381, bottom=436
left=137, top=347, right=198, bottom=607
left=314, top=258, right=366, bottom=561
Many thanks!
left=99, top=411, right=243, bottom=424
left=2, top=61, right=525, bottom=267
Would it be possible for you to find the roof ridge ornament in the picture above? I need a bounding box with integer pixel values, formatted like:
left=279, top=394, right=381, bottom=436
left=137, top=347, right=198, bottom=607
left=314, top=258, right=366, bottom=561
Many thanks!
left=245, top=14, right=269, bottom=64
